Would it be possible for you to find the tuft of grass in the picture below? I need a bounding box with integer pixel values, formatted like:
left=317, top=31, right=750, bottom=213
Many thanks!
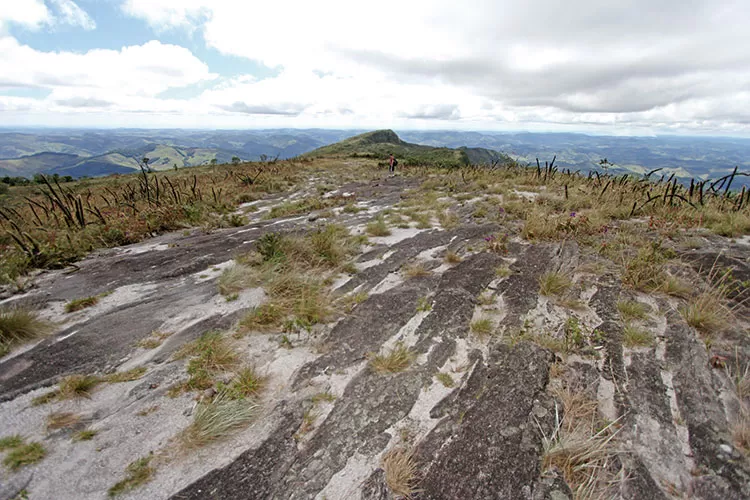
left=616, top=300, right=649, bottom=321
left=470, top=318, right=493, bottom=337
left=542, top=387, right=620, bottom=499
left=435, top=372, right=454, bottom=388
left=659, top=275, right=691, bottom=298
left=444, top=250, right=462, bottom=264
left=65, top=296, right=99, bottom=313
left=3, top=442, right=46, bottom=470
left=495, top=265, right=513, bottom=278
left=179, top=391, right=258, bottom=449
left=73, top=429, right=98, bottom=441
left=31, top=390, right=58, bottom=406
left=680, top=291, right=731, bottom=333
left=58, top=374, right=101, bottom=399
left=437, top=210, right=459, bottom=229
left=369, top=343, right=415, bottom=374
left=623, top=324, right=654, bottom=347
left=176, top=331, right=239, bottom=392
left=46, top=412, right=81, bottom=431
left=239, top=302, right=284, bottom=332
left=382, top=446, right=421, bottom=498
left=0, top=308, right=52, bottom=351
left=105, top=366, right=147, bottom=383
left=311, top=391, right=336, bottom=404
left=0, top=435, right=24, bottom=451
left=477, top=291, right=495, bottom=306
left=403, top=263, right=431, bottom=279
left=416, top=296, right=432, bottom=313
left=137, top=330, right=173, bottom=349
left=217, top=264, right=255, bottom=296
left=108, top=454, right=155, bottom=497
left=539, top=271, right=572, bottom=297
left=366, top=216, right=392, bottom=237
left=226, top=366, right=267, bottom=399
left=732, top=411, right=750, bottom=455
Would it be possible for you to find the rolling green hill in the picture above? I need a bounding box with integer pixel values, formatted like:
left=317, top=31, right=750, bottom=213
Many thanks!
left=304, top=129, right=509, bottom=167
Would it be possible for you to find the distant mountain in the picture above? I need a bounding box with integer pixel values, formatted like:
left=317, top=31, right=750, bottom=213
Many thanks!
left=304, top=129, right=509, bottom=167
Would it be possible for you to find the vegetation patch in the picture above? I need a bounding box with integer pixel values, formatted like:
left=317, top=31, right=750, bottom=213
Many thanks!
left=623, top=324, right=654, bottom=348
left=616, top=300, right=649, bottom=321
left=0, top=308, right=51, bottom=357
left=539, top=271, right=572, bottom=297
left=2, top=442, right=46, bottom=470
left=369, top=342, right=415, bottom=374
left=217, top=264, right=255, bottom=296
left=443, top=250, right=461, bottom=264
left=73, top=429, right=98, bottom=442
left=64, top=295, right=100, bottom=313
left=179, top=391, right=258, bottom=449
left=403, top=263, right=431, bottom=279
left=382, top=446, right=421, bottom=498
left=0, top=435, right=24, bottom=451
left=105, top=366, right=147, bottom=383
left=58, top=374, right=101, bottom=400
left=174, top=331, right=238, bottom=392
left=137, top=330, right=172, bottom=349
left=46, top=411, right=81, bottom=431
left=108, top=454, right=155, bottom=497
left=435, top=372, right=454, bottom=388
left=366, top=216, right=392, bottom=237
left=470, top=318, right=493, bottom=337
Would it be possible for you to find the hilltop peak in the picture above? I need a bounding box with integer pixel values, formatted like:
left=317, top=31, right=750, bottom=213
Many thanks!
left=354, top=129, right=403, bottom=145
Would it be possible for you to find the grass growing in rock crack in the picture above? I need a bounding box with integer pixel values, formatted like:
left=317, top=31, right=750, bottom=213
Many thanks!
left=623, top=324, right=654, bottom=348
left=217, top=264, right=255, bottom=296
left=73, top=429, right=98, bottom=441
left=539, top=271, right=572, bottom=297
left=541, top=387, right=621, bottom=500
left=0, top=435, right=23, bottom=451
left=2, top=442, right=46, bottom=470
left=616, top=300, right=649, bottom=321
left=57, top=374, right=101, bottom=399
left=403, top=263, right=430, bottom=279
left=105, top=366, right=147, bottom=383
left=444, top=250, right=461, bottom=264
left=64, top=295, right=99, bottom=313
left=416, top=296, right=432, bottom=313
left=224, top=366, right=266, bottom=399
left=108, top=454, right=155, bottom=497
left=369, top=343, right=414, bottom=374
left=179, top=391, right=258, bottom=449
left=681, top=287, right=732, bottom=333
left=435, top=372, right=454, bottom=388
left=495, top=265, right=513, bottom=278
left=46, top=412, right=81, bottom=431
left=366, top=216, right=392, bottom=237
left=477, top=291, right=495, bottom=306
left=0, top=308, right=52, bottom=356
left=137, top=330, right=173, bottom=349
left=382, top=446, right=421, bottom=498
left=174, top=331, right=238, bottom=392
left=470, top=318, right=493, bottom=337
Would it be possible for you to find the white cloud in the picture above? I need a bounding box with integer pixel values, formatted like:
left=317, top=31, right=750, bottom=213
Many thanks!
left=0, top=37, right=217, bottom=97
left=0, top=0, right=50, bottom=31
left=49, top=0, right=95, bottom=30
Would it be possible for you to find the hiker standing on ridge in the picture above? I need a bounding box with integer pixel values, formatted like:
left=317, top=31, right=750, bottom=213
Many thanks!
left=388, top=154, right=398, bottom=175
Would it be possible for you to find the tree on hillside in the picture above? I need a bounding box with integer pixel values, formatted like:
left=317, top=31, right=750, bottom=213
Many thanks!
left=210, top=158, right=218, bottom=166
left=231, top=156, right=241, bottom=165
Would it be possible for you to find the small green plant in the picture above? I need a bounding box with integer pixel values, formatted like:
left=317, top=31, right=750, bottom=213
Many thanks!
left=616, top=300, right=649, bottom=321
left=0, top=435, right=23, bottom=451
left=470, top=318, right=493, bottom=337
left=279, top=335, right=293, bottom=349
left=416, top=296, right=432, bottom=312
left=65, top=296, right=99, bottom=313
left=564, top=317, right=585, bottom=350
left=73, top=429, right=98, bottom=441
left=539, top=271, right=572, bottom=297
left=369, top=343, right=414, bottom=374
left=108, top=454, right=155, bottom=497
left=366, top=216, right=392, bottom=237
left=444, top=250, right=462, bottom=264
left=0, top=308, right=51, bottom=352
left=180, top=391, right=258, bottom=449
left=495, top=265, right=513, bottom=278
left=226, top=293, right=239, bottom=302
left=105, top=366, right=147, bottom=383
left=3, top=442, right=46, bottom=470
left=58, top=374, right=101, bottom=399
left=623, top=324, right=653, bottom=347
left=239, top=302, right=284, bottom=332
left=226, top=366, right=266, bottom=399
left=176, top=331, right=238, bottom=392
left=435, top=372, right=454, bottom=388
left=477, top=291, right=495, bottom=306
left=311, top=391, right=336, bottom=404
left=31, top=390, right=58, bottom=406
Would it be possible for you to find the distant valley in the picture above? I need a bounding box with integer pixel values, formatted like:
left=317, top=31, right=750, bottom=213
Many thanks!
left=2, top=128, right=750, bottom=182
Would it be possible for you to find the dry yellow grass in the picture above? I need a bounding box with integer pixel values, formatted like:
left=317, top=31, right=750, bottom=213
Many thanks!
left=369, top=343, right=414, bottom=374
left=382, top=446, right=421, bottom=498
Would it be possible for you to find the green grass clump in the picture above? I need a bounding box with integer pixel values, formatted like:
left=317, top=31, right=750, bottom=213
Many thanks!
left=366, top=217, right=392, bottom=237
left=3, top=442, right=46, bottom=470
left=73, top=429, right=98, bottom=441
left=539, top=271, right=572, bottom=297
left=226, top=366, right=267, bottom=399
left=31, top=390, right=58, bottom=406
left=616, top=300, right=649, bottom=321
left=217, top=264, right=256, bottom=296
left=65, top=296, right=99, bottom=313
left=180, top=391, right=258, bottom=449
left=470, top=318, right=493, bottom=337
left=369, top=343, right=415, bottom=374
left=0, top=308, right=52, bottom=355
left=0, top=435, right=24, bottom=451
left=176, top=331, right=239, bottom=392
left=680, top=291, right=730, bottom=333
left=58, top=374, right=101, bottom=399
left=435, top=372, right=454, bottom=387
left=105, top=366, right=147, bottom=383
left=623, top=325, right=654, bottom=347
left=108, top=454, right=155, bottom=497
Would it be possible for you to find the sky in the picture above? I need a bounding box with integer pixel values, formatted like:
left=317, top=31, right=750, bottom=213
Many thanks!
left=1, top=0, right=750, bottom=135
